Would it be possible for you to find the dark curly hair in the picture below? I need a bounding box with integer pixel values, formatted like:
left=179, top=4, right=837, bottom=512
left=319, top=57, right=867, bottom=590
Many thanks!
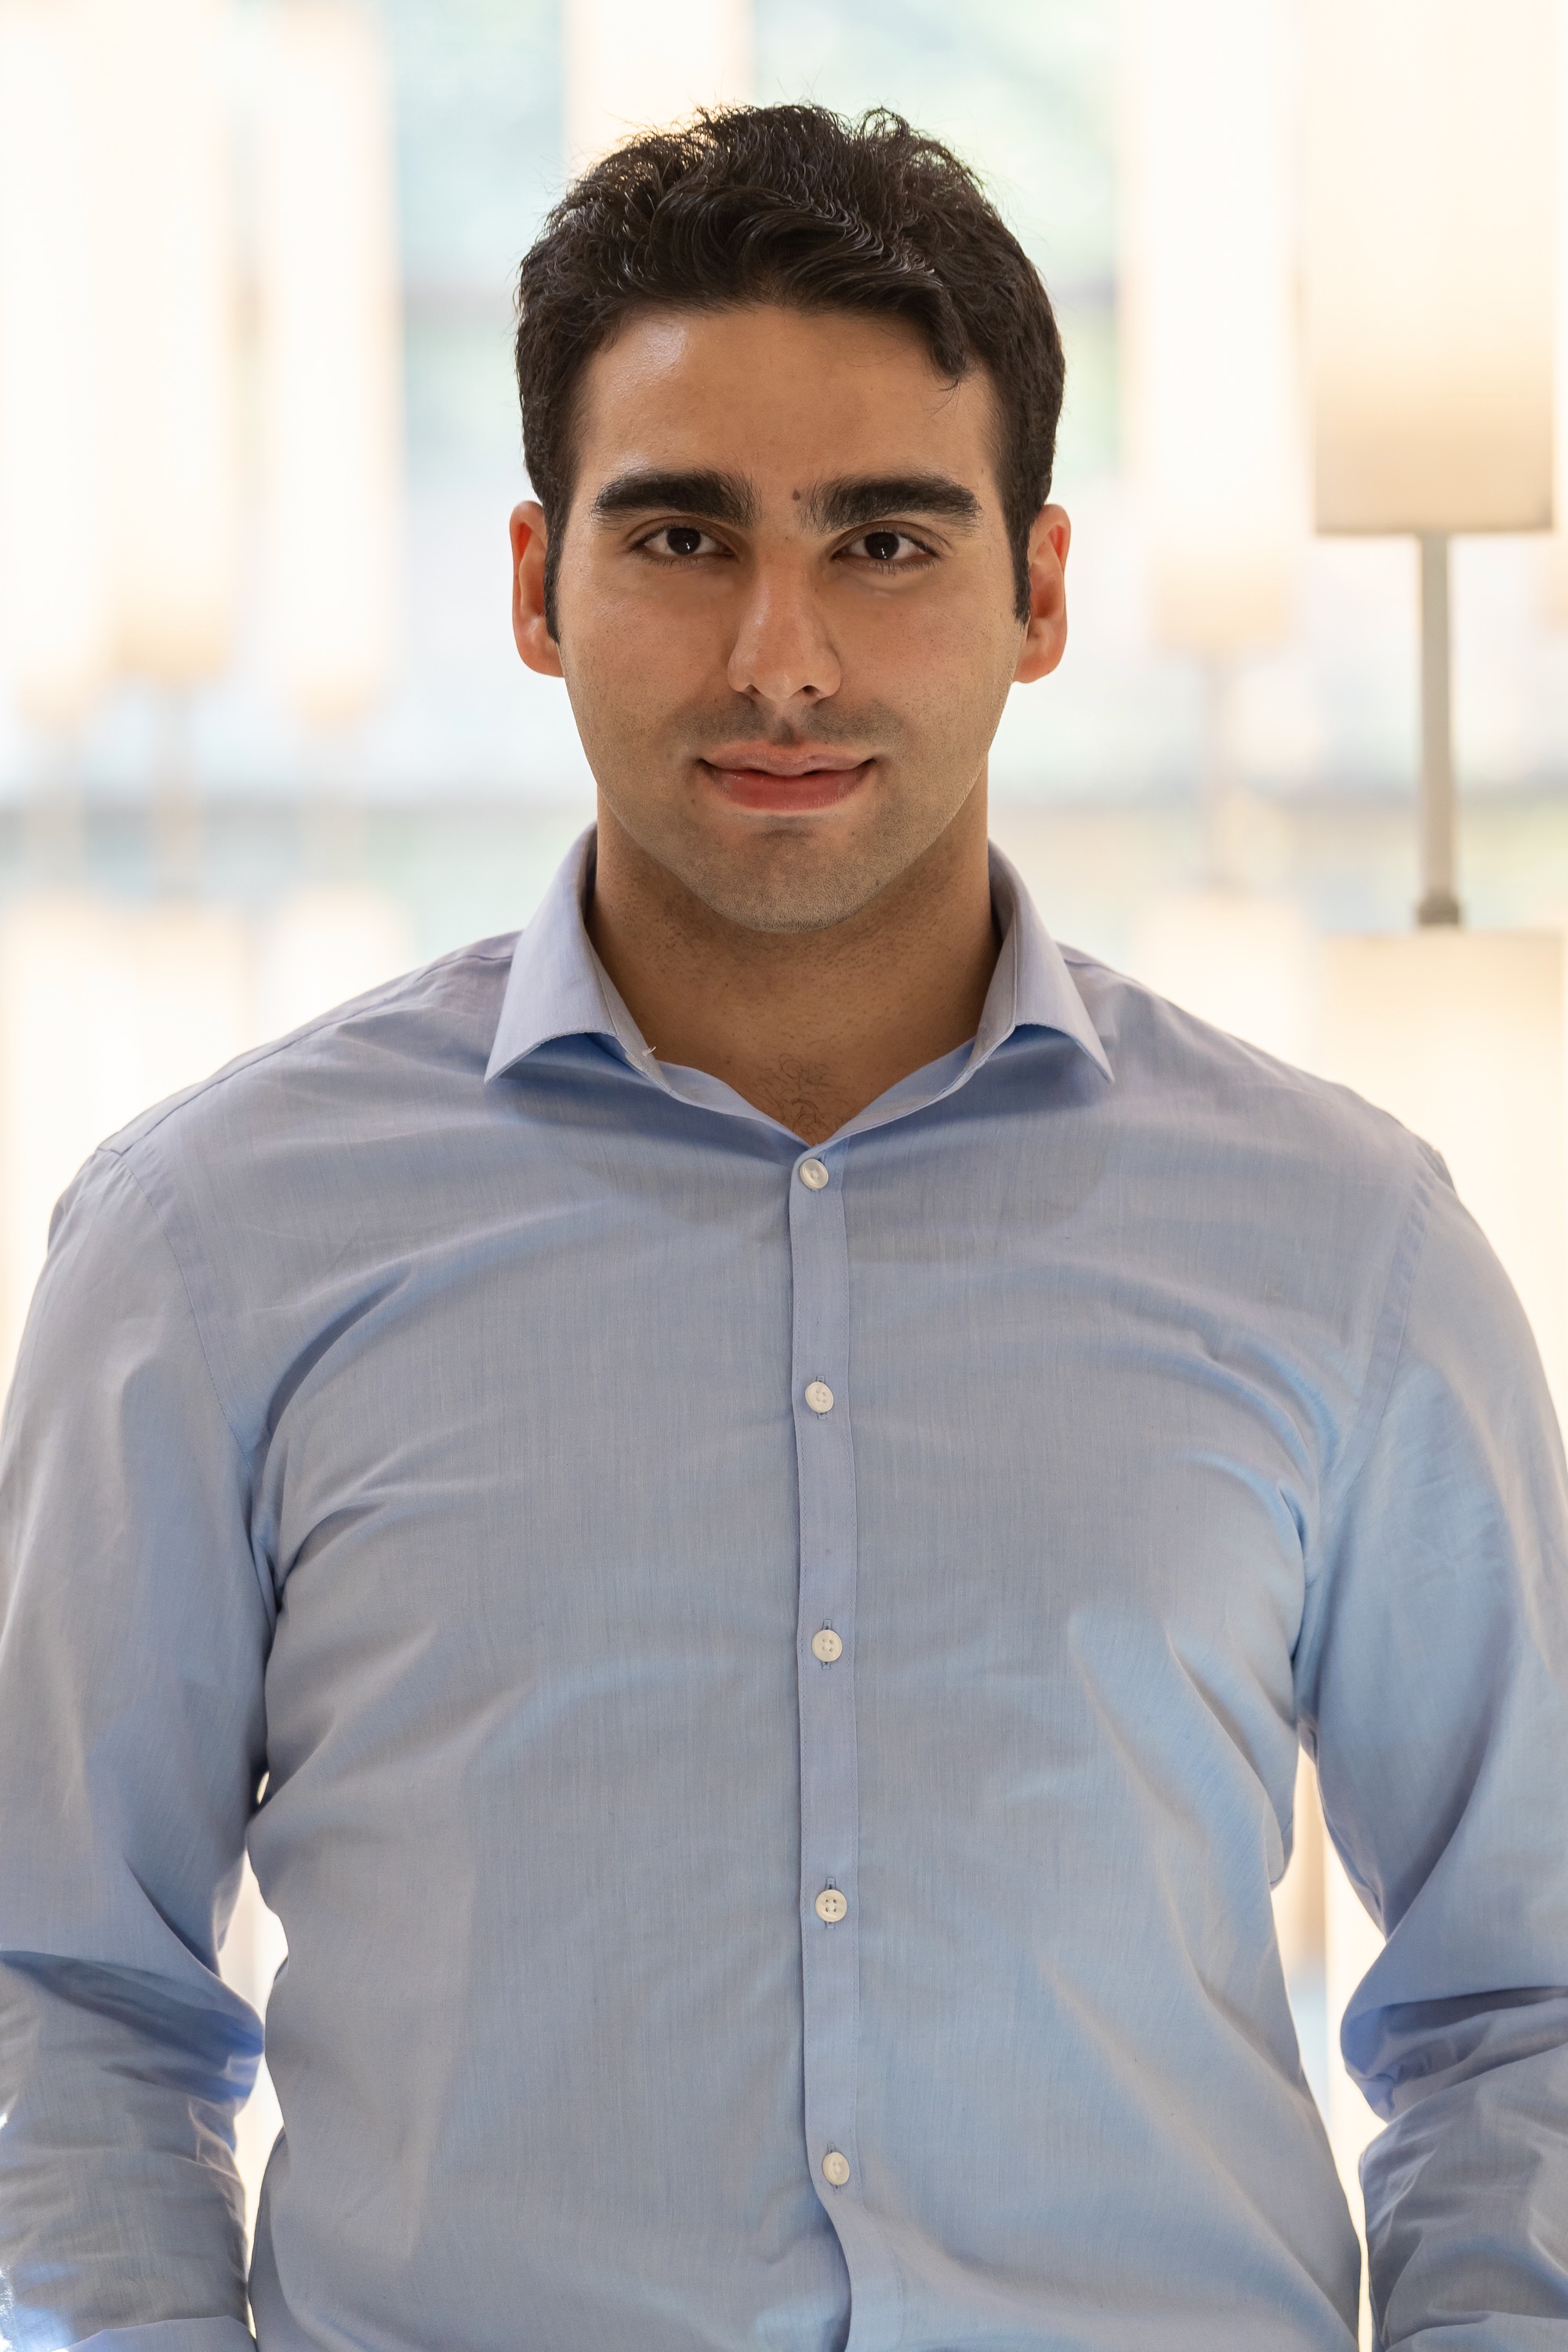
left=514, top=103, right=1065, bottom=637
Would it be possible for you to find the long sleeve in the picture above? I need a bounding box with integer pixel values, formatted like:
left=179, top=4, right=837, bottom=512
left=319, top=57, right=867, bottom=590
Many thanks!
left=0, top=1149, right=270, bottom=2352
left=1298, top=1147, right=1568, bottom=2349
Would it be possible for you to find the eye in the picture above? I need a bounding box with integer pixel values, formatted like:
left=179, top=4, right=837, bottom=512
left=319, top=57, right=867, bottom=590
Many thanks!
left=639, top=524, right=723, bottom=560
left=843, top=529, right=932, bottom=568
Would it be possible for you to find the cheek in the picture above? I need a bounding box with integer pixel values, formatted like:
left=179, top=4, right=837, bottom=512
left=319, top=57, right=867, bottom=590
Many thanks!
left=848, top=593, right=1017, bottom=723
left=840, top=550, right=1012, bottom=661
left=572, top=569, right=736, bottom=695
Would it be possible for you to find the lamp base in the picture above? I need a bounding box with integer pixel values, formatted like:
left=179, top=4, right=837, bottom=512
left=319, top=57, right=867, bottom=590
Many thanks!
left=1415, top=885, right=1462, bottom=927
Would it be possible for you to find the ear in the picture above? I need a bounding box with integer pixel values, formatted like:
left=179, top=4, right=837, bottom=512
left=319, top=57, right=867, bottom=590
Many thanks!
left=1011, top=503, right=1071, bottom=685
left=511, top=501, right=564, bottom=677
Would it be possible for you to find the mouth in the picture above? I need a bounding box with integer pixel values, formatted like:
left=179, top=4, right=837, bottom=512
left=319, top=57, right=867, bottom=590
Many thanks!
left=699, top=747, right=873, bottom=814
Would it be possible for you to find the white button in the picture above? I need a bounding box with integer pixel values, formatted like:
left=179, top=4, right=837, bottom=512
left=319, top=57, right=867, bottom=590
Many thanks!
left=811, top=1628, right=843, bottom=1664
left=815, top=1887, right=848, bottom=1924
left=804, top=1381, right=834, bottom=1414
left=799, top=1157, right=829, bottom=1190
left=822, top=2150, right=851, bottom=2187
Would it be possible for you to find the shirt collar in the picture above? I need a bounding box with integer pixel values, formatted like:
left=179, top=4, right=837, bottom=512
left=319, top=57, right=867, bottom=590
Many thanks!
left=976, top=841, right=1112, bottom=1080
left=485, top=825, right=1112, bottom=1089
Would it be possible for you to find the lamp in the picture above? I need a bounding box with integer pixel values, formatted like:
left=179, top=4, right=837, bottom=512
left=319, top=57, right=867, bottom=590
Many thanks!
left=0, top=1, right=114, bottom=729
left=2, top=0, right=242, bottom=710
left=1120, top=0, right=1312, bottom=1059
left=78, top=0, right=243, bottom=687
left=1304, top=0, right=1565, bottom=1410
left=76, top=0, right=245, bottom=885
left=1122, top=0, right=1302, bottom=659
left=1537, top=1, right=1568, bottom=631
left=1, top=0, right=242, bottom=898
left=564, top=0, right=750, bottom=167
left=255, top=0, right=403, bottom=731
left=1304, top=11, right=1561, bottom=2292
left=1305, top=0, right=1556, bottom=923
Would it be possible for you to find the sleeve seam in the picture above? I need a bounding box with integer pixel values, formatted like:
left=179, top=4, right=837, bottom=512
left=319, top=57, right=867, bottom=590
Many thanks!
left=1311, top=1137, right=1443, bottom=1581
left=91, top=1150, right=256, bottom=1500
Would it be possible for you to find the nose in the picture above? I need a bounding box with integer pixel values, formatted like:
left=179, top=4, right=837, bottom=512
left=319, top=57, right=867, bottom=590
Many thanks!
left=726, top=557, right=841, bottom=710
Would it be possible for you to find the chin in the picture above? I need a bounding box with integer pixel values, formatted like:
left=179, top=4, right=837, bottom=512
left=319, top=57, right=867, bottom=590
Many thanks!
left=681, top=839, right=896, bottom=936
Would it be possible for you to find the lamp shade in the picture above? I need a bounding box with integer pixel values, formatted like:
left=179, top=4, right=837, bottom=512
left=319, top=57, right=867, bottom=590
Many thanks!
left=1305, top=0, right=1556, bottom=535
left=1122, top=0, right=1304, bottom=652
left=0, top=1, right=114, bottom=726
left=564, top=0, right=750, bottom=167
left=1537, top=11, right=1568, bottom=627
left=256, top=0, right=403, bottom=730
left=74, top=0, right=244, bottom=682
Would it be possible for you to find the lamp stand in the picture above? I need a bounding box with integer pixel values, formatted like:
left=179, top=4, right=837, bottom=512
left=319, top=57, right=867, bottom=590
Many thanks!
left=1416, top=532, right=1461, bottom=927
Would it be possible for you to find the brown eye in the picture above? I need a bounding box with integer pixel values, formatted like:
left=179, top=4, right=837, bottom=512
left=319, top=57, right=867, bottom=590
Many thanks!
left=638, top=523, right=723, bottom=561
left=843, top=529, right=931, bottom=568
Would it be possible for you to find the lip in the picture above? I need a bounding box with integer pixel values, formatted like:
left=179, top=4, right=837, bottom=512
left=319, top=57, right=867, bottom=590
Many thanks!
left=699, top=747, right=874, bottom=813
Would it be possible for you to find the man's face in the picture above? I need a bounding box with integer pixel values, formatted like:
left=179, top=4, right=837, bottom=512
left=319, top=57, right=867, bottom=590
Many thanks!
left=512, top=303, right=1069, bottom=935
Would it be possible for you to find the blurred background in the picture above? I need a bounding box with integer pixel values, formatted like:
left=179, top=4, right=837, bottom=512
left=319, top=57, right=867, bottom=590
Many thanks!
left=1, top=0, right=1562, bottom=2327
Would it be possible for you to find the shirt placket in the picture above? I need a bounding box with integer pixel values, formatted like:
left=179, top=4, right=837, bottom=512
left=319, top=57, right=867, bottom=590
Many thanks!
left=788, top=1143, right=903, bottom=2349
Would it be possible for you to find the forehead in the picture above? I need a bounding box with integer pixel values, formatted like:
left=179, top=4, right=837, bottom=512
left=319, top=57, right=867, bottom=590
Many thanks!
left=570, top=303, right=1001, bottom=504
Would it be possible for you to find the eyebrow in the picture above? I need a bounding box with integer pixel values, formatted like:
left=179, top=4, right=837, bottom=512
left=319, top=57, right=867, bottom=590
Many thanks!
left=591, top=469, right=756, bottom=526
left=588, top=466, right=985, bottom=538
left=804, top=474, right=983, bottom=533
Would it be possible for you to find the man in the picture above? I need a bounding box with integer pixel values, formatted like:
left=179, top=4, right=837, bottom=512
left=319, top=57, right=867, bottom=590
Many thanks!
left=1, top=101, right=1565, bottom=2352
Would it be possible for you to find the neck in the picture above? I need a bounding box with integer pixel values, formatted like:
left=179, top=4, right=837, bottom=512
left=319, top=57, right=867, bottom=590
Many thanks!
left=586, top=793, right=1000, bottom=1145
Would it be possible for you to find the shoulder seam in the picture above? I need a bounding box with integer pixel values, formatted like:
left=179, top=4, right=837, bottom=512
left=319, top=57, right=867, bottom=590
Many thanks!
left=103, top=935, right=517, bottom=1156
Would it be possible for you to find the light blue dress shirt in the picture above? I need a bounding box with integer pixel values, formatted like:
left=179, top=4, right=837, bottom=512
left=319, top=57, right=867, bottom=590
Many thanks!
left=2, top=832, right=1566, bottom=2352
